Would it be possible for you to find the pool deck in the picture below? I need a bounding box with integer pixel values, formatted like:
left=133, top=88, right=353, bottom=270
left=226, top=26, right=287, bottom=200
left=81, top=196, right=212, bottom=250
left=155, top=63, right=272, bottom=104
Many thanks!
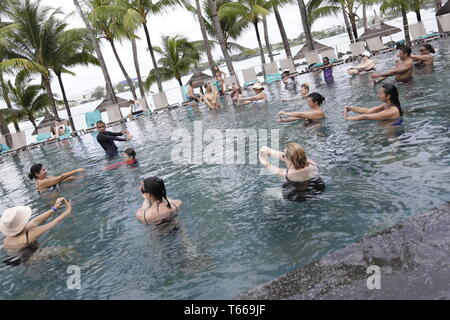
left=237, top=202, right=450, bottom=300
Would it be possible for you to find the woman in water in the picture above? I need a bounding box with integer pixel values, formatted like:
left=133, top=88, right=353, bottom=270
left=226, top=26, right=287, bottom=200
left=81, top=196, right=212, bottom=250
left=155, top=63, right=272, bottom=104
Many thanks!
left=281, top=83, right=309, bottom=102
left=239, top=83, right=268, bottom=105
left=259, top=143, right=324, bottom=201
left=213, top=66, right=226, bottom=95
left=1, top=198, right=72, bottom=266
left=136, top=176, right=182, bottom=225
left=313, top=57, right=334, bottom=83
left=203, top=83, right=220, bottom=110
left=344, top=83, right=403, bottom=125
left=411, top=44, right=435, bottom=67
left=278, top=92, right=325, bottom=123
left=230, top=83, right=242, bottom=104
left=29, top=163, right=85, bottom=194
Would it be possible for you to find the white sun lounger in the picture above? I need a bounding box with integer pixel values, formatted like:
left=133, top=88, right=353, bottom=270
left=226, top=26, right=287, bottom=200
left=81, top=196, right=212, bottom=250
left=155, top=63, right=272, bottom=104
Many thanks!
left=350, top=41, right=366, bottom=58
left=279, top=58, right=297, bottom=74
left=438, top=14, right=450, bottom=34
left=409, top=22, right=440, bottom=43
left=152, top=92, right=170, bottom=112
left=366, top=37, right=393, bottom=55
left=106, top=104, right=123, bottom=124
left=224, top=74, right=238, bottom=91
left=304, top=51, right=321, bottom=66
left=0, top=135, right=6, bottom=146
left=11, top=132, right=26, bottom=150
left=242, top=67, right=258, bottom=88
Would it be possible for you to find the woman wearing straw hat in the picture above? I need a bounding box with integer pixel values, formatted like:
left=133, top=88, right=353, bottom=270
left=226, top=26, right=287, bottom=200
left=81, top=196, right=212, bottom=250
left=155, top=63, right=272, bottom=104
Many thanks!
left=1, top=198, right=72, bottom=265
left=238, top=83, right=268, bottom=105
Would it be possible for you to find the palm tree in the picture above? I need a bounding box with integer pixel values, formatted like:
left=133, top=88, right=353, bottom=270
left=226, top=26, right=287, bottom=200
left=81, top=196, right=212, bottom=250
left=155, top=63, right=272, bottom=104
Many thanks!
left=144, top=35, right=200, bottom=88
left=88, top=0, right=139, bottom=101
left=202, top=0, right=250, bottom=55
left=297, top=0, right=314, bottom=50
left=50, top=28, right=99, bottom=132
left=7, top=76, right=52, bottom=131
left=380, top=0, right=411, bottom=45
left=271, top=1, right=293, bottom=58
left=0, top=0, right=64, bottom=118
left=126, top=0, right=185, bottom=93
left=219, top=0, right=271, bottom=66
left=73, top=0, right=117, bottom=104
left=185, top=0, right=216, bottom=75
left=206, top=0, right=236, bottom=76
left=410, top=0, right=425, bottom=22
left=262, top=16, right=274, bottom=62
left=0, top=70, right=20, bottom=134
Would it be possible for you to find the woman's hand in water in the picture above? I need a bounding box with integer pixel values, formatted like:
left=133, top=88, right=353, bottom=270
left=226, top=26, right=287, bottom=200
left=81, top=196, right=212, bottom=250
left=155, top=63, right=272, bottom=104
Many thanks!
left=121, top=129, right=130, bottom=135
left=54, top=197, right=65, bottom=209
left=63, top=198, right=72, bottom=213
left=126, top=134, right=133, bottom=141
left=260, top=146, right=271, bottom=157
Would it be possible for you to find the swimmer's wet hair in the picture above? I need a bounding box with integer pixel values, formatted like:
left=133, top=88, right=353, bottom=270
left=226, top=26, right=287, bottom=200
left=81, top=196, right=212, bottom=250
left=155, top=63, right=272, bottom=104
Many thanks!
left=29, top=163, right=43, bottom=180
left=398, top=45, right=411, bottom=56
left=307, top=92, right=325, bottom=106
left=143, top=176, right=172, bottom=209
left=421, top=43, right=435, bottom=54
left=285, top=142, right=308, bottom=170
left=381, top=83, right=403, bottom=117
left=125, top=148, right=136, bottom=159
left=96, top=120, right=105, bottom=126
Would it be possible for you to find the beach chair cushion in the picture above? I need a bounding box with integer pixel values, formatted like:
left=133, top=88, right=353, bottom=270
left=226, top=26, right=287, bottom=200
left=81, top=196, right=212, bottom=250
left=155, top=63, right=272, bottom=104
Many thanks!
left=37, top=133, right=52, bottom=143
left=265, top=73, right=282, bottom=84
left=243, top=81, right=256, bottom=89
left=181, top=85, right=190, bottom=101
left=0, top=143, right=10, bottom=152
left=85, top=110, right=102, bottom=128
left=418, top=32, right=440, bottom=39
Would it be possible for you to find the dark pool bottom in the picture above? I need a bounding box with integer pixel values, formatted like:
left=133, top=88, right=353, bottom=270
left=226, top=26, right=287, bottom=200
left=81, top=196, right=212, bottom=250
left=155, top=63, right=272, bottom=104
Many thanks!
left=238, top=202, right=450, bottom=300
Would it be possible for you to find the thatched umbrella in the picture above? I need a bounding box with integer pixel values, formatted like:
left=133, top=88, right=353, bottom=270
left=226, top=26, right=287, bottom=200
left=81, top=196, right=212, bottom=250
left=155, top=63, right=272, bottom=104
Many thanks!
left=185, top=71, right=213, bottom=89
left=95, top=96, right=130, bottom=112
left=32, top=113, right=65, bottom=135
left=437, top=0, right=450, bottom=15
left=294, top=40, right=333, bottom=60
left=359, top=22, right=401, bottom=40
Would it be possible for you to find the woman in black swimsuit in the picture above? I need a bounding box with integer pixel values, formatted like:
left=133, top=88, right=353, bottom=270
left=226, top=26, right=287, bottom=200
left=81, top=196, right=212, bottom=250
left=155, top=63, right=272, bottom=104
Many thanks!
left=1, top=198, right=72, bottom=265
left=136, top=177, right=182, bottom=225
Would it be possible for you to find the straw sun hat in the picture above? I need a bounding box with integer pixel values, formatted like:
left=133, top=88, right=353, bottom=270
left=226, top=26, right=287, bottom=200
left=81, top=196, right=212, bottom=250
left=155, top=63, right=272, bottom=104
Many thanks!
left=0, top=206, right=32, bottom=237
left=252, top=83, right=264, bottom=90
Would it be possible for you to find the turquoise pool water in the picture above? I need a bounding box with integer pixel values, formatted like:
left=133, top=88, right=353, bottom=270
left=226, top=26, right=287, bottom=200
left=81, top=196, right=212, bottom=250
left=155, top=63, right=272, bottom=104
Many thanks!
left=1, top=40, right=449, bottom=299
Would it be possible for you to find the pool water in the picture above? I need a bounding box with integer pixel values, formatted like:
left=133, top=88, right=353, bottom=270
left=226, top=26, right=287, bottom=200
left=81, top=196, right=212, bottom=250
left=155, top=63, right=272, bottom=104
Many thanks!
left=1, top=40, right=449, bottom=299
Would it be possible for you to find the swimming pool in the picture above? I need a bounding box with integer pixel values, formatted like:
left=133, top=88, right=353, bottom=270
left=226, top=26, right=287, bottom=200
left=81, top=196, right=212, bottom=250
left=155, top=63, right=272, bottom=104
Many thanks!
left=1, top=39, right=449, bottom=299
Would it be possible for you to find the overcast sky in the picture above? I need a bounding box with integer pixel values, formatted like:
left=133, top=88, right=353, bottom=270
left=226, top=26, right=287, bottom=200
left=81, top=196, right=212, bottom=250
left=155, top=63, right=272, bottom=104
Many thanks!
left=6, top=0, right=376, bottom=101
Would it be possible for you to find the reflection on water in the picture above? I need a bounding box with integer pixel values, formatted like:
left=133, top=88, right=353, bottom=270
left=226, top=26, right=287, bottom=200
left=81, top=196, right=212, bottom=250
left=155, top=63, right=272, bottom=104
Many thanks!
left=0, top=40, right=449, bottom=299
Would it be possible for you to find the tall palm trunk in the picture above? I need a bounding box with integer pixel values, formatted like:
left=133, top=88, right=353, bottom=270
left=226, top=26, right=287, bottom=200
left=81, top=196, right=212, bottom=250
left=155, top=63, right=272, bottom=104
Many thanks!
left=401, top=8, right=411, bottom=46
left=296, top=0, right=314, bottom=50
left=108, top=40, right=138, bottom=101
left=363, top=2, right=367, bottom=31
left=195, top=0, right=215, bottom=75
left=130, top=37, right=149, bottom=110
left=73, top=0, right=117, bottom=104
left=42, top=75, right=59, bottom=119
left=0, top=71, right=20, bottom=133
left=207, top=0, right=236, bottom=77
left=0, top=112, right=12, bottom=148
left=415, top=9, right=422, bottom=22
left=349, top=12, right=358, bottom=41
left=143, top=23, right=163, bottom=92
left=56, top=73, right=76, bottom=133
left=262, top=16, right=274, bottom=62
left=341, top=2, right=354, bottom=42
left=273, top=5, right=292, bottom=58
left=29, top=116, right=38, bottom=131
left=435, top=0, right=443, bottom=33
left=254, top=21, right=266, bottom=67
left=177, top=77, right=183, bottom=87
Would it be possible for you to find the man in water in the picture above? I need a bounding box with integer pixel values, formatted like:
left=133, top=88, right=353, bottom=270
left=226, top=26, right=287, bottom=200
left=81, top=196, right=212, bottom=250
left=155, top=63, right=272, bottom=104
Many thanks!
left=96, top=121, right=132, bottom=158
left=371, top=45, right=414, bottom=83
